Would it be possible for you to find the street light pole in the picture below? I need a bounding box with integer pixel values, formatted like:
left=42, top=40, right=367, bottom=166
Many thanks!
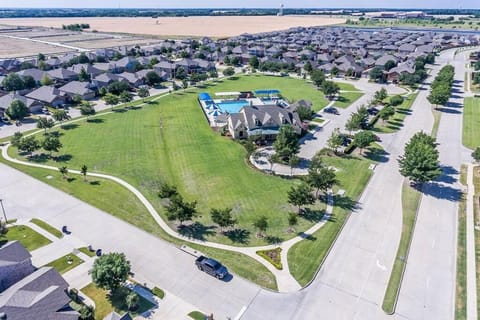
left=0, top=199, right=7, bottom=223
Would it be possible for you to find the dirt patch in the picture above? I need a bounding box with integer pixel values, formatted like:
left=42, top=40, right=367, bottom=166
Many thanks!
left=0, top=16, right=345, bottom=38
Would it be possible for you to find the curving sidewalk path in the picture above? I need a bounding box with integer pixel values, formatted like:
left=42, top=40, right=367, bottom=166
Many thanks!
left=1, top=139, right=334, bottom=293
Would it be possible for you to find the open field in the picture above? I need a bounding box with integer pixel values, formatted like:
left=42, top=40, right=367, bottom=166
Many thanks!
left=0, top=16, right=345, bottom=38
left=7, top=75, right=331, bottom=246
left=0, top=36, right=71, bottom=58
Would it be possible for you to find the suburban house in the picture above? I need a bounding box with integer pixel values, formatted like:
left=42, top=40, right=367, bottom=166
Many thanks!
left=47, top=68, right=78, bottom=83
left=68, top=64, right=103, bottom=78
left=0, top=241, right=35, bottom=292
left=228, top=105, right=302, bottom=140
left=59, top=81, right=96, bottom=100
left=26, top=86, right=68, bottom=107
left=104, top=311, right=133, bottom=320
left=16, top=68, right=47, bottom=84
left=0, top=93, right=43, bottom=113
left=118, top=72, right=144, bottom=87
left=387, top=61, right=416, bottom=82
left=0, top=241, right=79, bottom=320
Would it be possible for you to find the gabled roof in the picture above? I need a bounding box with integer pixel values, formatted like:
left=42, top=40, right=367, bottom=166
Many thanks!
left=59, top=81, right=94, bottom=96
left=48, top=68, right=78, bottom=80
left=16, top=69, right=47, bottom=82
left=0, top=93, right=42, bottom=109
left=0, top=241, right=31, bottom=268
left=103, top=311, right=133, bottom=320
left=0, top=267, right=78, bottom=320
left=26, top=86, right=65, bottom=104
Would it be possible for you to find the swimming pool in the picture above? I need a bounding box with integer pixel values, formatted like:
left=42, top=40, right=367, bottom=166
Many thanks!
left=216, top=100, right=250, bottom=113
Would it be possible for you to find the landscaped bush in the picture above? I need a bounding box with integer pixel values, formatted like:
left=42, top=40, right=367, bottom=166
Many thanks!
left=152, top=287, right=165, bottom=299
left=390, top=95, right=404, bottom=106
left=256, top=247, right=283, bottom=270
left=158, top=183, right=178, bottom=199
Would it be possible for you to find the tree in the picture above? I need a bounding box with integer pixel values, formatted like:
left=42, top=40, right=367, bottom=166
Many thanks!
left=52, top=109, right=70, bottom=127
left=398, top=132, right=441, bottom=184
left=287, top=182, right=315, bottom=214
left=253, top=216, right=268, bottom=237
left=40, top=74, right=53, bottom=86
left=176, top=67, right=187, bottom=80
left=23, top=75, right=37, bottom=89
left=331, top=66, right=339, bottom=77
left=310, top=69, right=326, bottom=87
left=369, top=66, right=384, bottom=82
left=165, top=194, right=197, bottom=226
left=108, top=81, right=129, bottom=95
left=249, top=56, right=259, bottom=69
left=1, top=73, right=25, bottom=91
left=137, top=87, right=150, bottom=101
left=345, top=112, right=362, bottom=134
left=379, top=106, right=395, bottom=123
left=288, top=154, right=300, bottom=175
left=6, top=99, right=29, bottom=120
left=18, top=136, right=39, bottom=156
left=81, top=164, right=88, bottom=181
left=98, top=87, right=107, bottom=96
left=126, top=291, right=139, bottom=311
left=145, top=71, right=161, bottom=86
left=353, top=131, right=376, bottom=155
left=80, top=102, right=96, bottom=120
left=104, top=93, right=119, bottom=110
left=78, top=67, right=91, bottom=82
left=307, top=165, right=338, bottom=198
left=90, top=252, right=131, bottom=291
left=321, top=80, right=340, bottom=99
left=119, top=91, right=133, bottom=104
left=374, top=88, right=388, bottom=103
left=37, top=53, right=45, bottom=61
left=296, top=105, right=314, bottom=121
left=37, top=117, right=55, bottom=133
left=273, top=125, right=299, bottom=162
left=78, top=305, right=94, bottom=320
left=390, top=95, right=404, bottom=106
left=384, top=60, right=397, bottom=71
left=210, top=208, right=236, bottom=232
left=11, top=131, right=23, bottom=148
left=304, top=61, right=313, bottom=73
left=287, top=212, right=298, bottom=232
left=42, top=134, right=62, bottom=156
left=182, top=79, right=188, bottom=90
left=222, top=67, right=235, bottom=77
left=327, top=128, right=343, bottom=153
left=58, top=166, right=68, bottom=179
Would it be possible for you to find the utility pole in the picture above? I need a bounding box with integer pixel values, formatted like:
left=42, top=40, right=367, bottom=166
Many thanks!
left=0, top=199, right=7, bottom=223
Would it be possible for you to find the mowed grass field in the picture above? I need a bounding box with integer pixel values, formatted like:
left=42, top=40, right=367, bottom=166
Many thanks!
left=9, top=75, right=334, bottom=246
left=462, top=97, right=480, bottom=149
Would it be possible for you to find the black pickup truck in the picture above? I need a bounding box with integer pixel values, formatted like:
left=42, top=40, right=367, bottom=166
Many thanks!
left=195, top=255, right=228, bottom=279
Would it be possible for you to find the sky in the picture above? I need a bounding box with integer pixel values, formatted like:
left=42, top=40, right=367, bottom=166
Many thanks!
left=0, top=0, right=478, bottom=9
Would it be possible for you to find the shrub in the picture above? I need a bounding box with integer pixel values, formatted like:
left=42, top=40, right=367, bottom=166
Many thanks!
left=390, top=95, right=404, bottom=106
left=152, top=287, right=165, bottom=299
left=158, top=183, right=178, bottom=199
left=256, top=248, right=283, bottom=270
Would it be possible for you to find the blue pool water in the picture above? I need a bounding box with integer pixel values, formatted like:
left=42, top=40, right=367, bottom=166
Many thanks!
left=216, top=100, right=250, bottom=113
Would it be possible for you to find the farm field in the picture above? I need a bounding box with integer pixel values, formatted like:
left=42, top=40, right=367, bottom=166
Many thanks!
left=0, top=36, right=71, bottom=58
left=0, top=16, right=345, bottom=37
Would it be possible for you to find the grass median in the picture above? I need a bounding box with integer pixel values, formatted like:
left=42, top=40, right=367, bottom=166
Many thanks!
left=382, top=179, right=422, bottom=314
left=455, top=165, right=467, bottom=320
left=30, top=218, right=63, bottom=238
left=333, top=91, right=364, bottom=109
left=462, top=97, right=480, bottom=149
left=374, top=92, right=418, bottom=133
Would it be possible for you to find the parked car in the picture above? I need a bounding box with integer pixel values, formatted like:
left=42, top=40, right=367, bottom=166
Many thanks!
left=323, top=107, right=339, bottom=115
left=367, top=107, right=379, bottom=115
left=195, top=255, right=228, bottom=279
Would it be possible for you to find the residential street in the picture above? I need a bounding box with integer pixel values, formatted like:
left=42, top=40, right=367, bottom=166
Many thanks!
left=0, top=47, right=474, bottom=319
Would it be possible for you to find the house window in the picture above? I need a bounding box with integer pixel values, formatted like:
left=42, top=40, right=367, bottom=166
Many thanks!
left=282, top=118, right=288, bottom=124
left=239, top=131, right=244, bottom=137
left=255, top=119, right=262, bottom=127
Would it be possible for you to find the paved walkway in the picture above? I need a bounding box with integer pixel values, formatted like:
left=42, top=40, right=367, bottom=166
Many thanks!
left=466, top=163, right=478, bottom=320
left=1, top=134, right=337, bottom=292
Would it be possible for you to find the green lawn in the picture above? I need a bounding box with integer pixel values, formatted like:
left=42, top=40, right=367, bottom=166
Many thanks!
left=374, top=92, right=418, bottom=133
left=205, top=75, right=329, bottom=111
left=462, top=97, right=480, bottom=149
left=0, top=225, right=51, bottom=251
left=188, top=311, right=206, bottom=320
left=336, top=82, right=360, bottom=91
left=333, top=91, right=364, bottom=109
left=30, top=218, right=63, bottom=238
left=382, top=180, right=422, bottom=314
left=287, top=146, right=380, bottom=286
left=45, top=253, right=84, bottom=274
left=473, top=166, right=480, bottom=316
left=78, top=247, right=97, bottom=257
left=7, top=75, right=328, bottom=247
left=455, top=166, right=467, bottom=320
left=81, top=284, right=155, bottom=320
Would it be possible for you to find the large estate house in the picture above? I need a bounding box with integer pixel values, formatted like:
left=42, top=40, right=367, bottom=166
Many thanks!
left=228, top=104, right=302, bottom=140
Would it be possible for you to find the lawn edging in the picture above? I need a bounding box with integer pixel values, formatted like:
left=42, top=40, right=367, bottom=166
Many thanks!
left=382, top=180, right=422, bottom=314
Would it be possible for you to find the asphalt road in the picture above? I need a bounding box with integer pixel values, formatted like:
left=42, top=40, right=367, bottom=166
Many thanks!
left=0, top=48, right=470, bottom=320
